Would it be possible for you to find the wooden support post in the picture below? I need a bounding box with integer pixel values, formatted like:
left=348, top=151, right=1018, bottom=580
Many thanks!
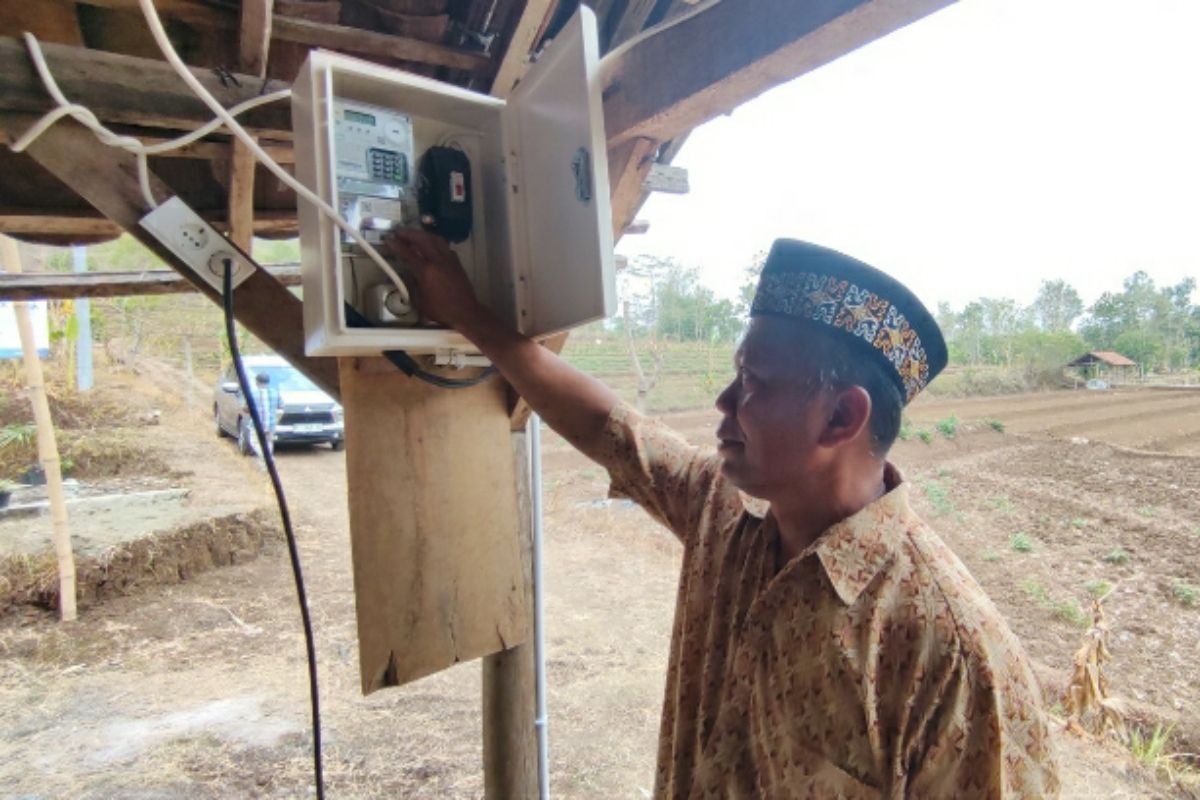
left=0, top=235, right=77, bottom=621
left=482, top=431, right=538, bottom=799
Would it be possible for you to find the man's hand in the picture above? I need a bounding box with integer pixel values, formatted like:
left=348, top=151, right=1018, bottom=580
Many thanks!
left=382, top=228, right=484, bottom=328
left=381, top=226, right=619, bottom=456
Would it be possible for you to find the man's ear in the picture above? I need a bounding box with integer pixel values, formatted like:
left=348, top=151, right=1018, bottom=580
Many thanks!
left=818, top=385, right=873, bottom=448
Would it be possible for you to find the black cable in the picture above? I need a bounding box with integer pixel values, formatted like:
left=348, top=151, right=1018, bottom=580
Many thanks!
left=342, top=301, right=496, bottom=388
left=222, top=262, right=325, bottom=800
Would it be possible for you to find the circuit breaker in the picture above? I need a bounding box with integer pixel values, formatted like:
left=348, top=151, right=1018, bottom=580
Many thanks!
left=292, top=7, right=615, bottom=357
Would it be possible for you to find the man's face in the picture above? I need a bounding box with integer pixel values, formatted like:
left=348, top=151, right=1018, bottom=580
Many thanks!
left=714, top=317, right=832, bottom=500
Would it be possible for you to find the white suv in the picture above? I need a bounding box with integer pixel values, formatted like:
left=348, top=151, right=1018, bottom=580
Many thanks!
left=213, top=355, right=344, bottom=454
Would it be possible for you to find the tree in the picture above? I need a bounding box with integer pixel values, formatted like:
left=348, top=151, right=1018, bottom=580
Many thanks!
left=1157, top=277, right=1196, bottom=370
left=1030, top=279, right=1083, bottom=331
left=1080, top=292, right=1126, bottom=349
left=1113, top=329, right=1162, bottom=376
left=735, top=250, right=768, bottom=320
left=980, top=297, right=1020, bottom=366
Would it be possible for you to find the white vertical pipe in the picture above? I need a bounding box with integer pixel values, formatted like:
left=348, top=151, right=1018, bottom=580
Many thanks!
left=72, top=246, right=93, bottom=391
left=531, top=414, right=550, bottom=800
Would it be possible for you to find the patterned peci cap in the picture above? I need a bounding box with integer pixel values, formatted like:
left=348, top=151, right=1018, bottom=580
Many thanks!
left=750, top=239, right=948, bottom=404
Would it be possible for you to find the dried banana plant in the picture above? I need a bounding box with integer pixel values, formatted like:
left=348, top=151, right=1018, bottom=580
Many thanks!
left=1064, top=589, right=1128, bottom=740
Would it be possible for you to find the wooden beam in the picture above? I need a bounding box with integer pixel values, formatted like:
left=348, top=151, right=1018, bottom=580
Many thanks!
left=73, top=0, right=493, bottom=72
left=74, top=0, right=227, bottom=28
left=0, top=36, right=294, bottom=138
left=607, top=0, right=660, bottom=50
left=489, top=0, right=556, bottom=97
left=0, top=214, right=123, bottom=238
left=642, top=162, right=688, bottom=194
left=605, top=136, right=658, bottom=239
left=238, top=0, right=275, bottom=79
left=0, top=265, right=301, bottom=301
left=271, top=15, right=492, bottom=73
left=133, top=136, right=295, bottom=162
left=0, top=112, right=338, bottom=397
left=601, top=0, right=953, bottom=145
left=0, top=211, right=299, bottom=238
left=229, top=0, right=274, bottom=252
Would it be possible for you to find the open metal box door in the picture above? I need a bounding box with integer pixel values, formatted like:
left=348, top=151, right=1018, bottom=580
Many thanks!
left=506, top=6, right=616, bottom=338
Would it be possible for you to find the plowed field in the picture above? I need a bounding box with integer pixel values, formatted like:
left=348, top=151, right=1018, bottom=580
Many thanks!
left=909, top=387, right=1200, bottom=455
left=1, top=384, right=1197, bottom=797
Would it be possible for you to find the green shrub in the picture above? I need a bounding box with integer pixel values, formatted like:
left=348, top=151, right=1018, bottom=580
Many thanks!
left=1172, top=581, right=1198, bottom=607
left=986, top=418, right=1006, bottom=433
left=898, top=417, right=913, bottom=442
left=922, top=480, right=954, bottom=516
left=1103, top=548, right=1131, bottom=565
left=1011, top=532, right=1035, bottom=553
left=982, top=549, right=1000, bottom=562
left=935, top=414, right=959, bottom=439
left=916, top=429, right=934, bottom=445
left=1136, top=505, right=1156, bottom=518
left=1055, top=600, right=1090, bottom=628
left=1022, top=578, right=1088, bottom=628
left=1129, top=724, right=1174, bottom=769
left=1084, top=579, right=1112, bottom=598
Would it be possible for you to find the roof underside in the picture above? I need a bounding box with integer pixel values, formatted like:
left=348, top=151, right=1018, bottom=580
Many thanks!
left=0, top=0, right=696, bottom=245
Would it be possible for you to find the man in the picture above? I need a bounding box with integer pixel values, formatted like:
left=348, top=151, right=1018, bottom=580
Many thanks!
left=385, top=231, right=1059, bottom=798
left=244, top=371, right=279, bottom=466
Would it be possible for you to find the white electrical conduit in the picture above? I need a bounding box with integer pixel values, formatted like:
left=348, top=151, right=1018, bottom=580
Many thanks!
left=531, top=415, right=551, bottom=800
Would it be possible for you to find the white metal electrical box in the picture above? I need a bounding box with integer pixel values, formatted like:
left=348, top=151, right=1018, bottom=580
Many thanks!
left=292, top=8, right=615, bottom=357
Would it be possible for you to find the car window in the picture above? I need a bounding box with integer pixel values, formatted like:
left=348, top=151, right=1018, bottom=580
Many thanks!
left=249, top=365, right=319, bottom=393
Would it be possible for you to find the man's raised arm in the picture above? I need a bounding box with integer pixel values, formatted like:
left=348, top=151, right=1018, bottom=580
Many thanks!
left=383, top=229, right=619, bottom=458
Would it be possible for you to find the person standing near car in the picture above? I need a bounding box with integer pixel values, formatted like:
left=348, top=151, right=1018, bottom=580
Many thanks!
left=245, top=371, right=280, bottom=464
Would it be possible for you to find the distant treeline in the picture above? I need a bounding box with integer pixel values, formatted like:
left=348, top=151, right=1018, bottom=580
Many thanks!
left=936, top=273, right=1198, bottom=378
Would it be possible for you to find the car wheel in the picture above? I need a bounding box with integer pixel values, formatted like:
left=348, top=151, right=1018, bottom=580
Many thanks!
left=237, top=418, right=253, bottom=456
left=214, top=405, right=225, bottom=438
left=330, top=439, right=345, bottom=452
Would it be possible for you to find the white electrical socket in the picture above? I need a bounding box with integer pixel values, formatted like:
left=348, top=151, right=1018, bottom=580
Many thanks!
left=139, top=197, right=254, bottom=294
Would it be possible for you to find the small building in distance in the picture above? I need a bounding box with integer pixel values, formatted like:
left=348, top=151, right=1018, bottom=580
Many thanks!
left=1067, top=350, right=1138, bottom=384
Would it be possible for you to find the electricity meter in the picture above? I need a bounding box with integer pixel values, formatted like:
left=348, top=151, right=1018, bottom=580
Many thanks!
left=330, top=99, right=417, bottom=239
left=292, top=7, right=615, bottom=357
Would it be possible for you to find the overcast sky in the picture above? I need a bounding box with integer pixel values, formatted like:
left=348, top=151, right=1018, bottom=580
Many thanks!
left=615, top=0, right=1200, bottom=312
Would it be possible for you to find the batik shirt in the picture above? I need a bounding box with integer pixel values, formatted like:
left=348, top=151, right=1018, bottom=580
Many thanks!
left=595, top=403, right=1059, bottom=799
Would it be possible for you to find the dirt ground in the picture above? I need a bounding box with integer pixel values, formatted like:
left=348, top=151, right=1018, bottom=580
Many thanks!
left=1, top=381, right=1198, bottom=798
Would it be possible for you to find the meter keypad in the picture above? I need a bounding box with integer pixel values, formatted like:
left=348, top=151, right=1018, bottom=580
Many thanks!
left=368, top=148, right=408, bottom=184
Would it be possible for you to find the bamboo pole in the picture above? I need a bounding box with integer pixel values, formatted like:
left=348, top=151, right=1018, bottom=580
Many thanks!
left=0, top=235, right=77, bottom=621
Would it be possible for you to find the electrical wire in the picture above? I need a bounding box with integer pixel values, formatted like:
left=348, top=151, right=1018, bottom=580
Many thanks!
left=135, top=0, right=413, bottom=308
left=222, top=262, right=325, bottom=800
left=387, top=349, right=496, bottom=388
left=340, top=302, right=496, bottom=388
left=13, top=31, right=291, bottom=211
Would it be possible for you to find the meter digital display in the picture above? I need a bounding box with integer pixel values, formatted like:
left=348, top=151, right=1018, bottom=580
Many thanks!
left=343, top=109, right=376, bottom=126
